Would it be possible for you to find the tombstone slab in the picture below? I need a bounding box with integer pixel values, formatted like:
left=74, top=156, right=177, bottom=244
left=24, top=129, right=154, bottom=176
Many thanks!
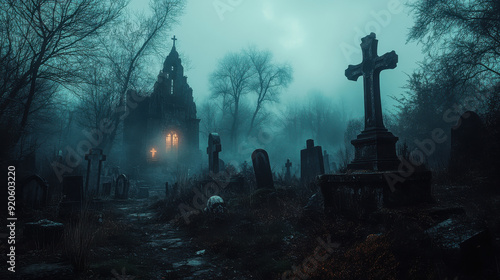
left=115, top=174, right=130, bottom=199
left=300, top=139, right=325, bottom=183
left=284, top=159, right=292, bottom=184
left=323, top=151, right=331, bottom=174
left=450, top=111, right=485, bottom=174
left=207, top=133, right=221, bottom=173
left=252, top=149, right=274, bottom=189
left=320, top=170, right=432, bottom=219
left=62, top=175, right=83, bottom=202
left=20, top=175, right=48, bottom=211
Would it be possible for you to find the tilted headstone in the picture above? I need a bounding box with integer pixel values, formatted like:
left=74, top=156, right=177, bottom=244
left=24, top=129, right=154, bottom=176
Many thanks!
left=251, top=149, right=274, bottom=189
left=345, top=32, right=400, bottom=171
left=84, top=148, right=106, bottom=197
left=20, top=175, right=48, bottom=210
left=300, top=139, right=325, bottom=183
left=323, top=150, right=331, bottom=173
left=62, top=175, right=83, bottom=202
left=207, top=133, right=221, bottom=173
left=115, top=174, right=130, bottom=199
left=285, top=159, right=292, bottom=184
left=450, top=111, right=485, bottom=173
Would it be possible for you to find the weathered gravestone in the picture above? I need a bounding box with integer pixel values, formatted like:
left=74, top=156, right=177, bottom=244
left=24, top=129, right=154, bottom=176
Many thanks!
left=59, top=175, right=84, bottom=220
left=115, top=174, right=130, bottom=199
left=84, top=148, right=106, bottom=198
left=300, top=139, right=325, bottom=183
left=20, top=175, right=48, bottom=210
left=252, top=149, right=274, bottom=189
left=62, top=175, right=83, bottom=202
left=323, top=150, right=331, bottom=173
left=320, top=33, right=432, bottom=218
left=450, top=111, right=485, bottom=174
left=285, top=159, right=292, bottom=184
left=425, top=218, right=491, bottom=273
left=207, top=133, right=221, bottom=173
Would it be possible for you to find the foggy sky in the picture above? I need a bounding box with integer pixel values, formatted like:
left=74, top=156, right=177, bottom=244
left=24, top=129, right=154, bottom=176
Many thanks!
left=132, top=0, right=424, bottom=120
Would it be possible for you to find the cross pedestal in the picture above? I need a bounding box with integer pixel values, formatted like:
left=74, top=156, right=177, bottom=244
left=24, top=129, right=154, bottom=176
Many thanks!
left=345, top=33, right=400, bottom=171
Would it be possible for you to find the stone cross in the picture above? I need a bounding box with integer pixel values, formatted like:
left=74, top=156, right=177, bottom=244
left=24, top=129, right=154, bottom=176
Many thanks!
left=150, top=148, right=157, bottom=158
left=207, top=133, right=221, bottom=173
left=171, top=35, right=177, bottom=47
left=345, top=32, right=397, bottom=131
left=285, top=159, right=292, bottom=183
left=84, top=148, right=106, bottom=197
left=344, top=33, right=400, bottom=171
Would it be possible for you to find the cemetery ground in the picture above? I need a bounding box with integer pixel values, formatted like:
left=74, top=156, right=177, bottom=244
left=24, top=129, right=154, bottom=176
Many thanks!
left=2, top=169, right=500, bottom=280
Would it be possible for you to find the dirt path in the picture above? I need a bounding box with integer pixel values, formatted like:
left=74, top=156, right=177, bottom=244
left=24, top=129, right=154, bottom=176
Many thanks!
left=99, top=195, right=250, bottom=280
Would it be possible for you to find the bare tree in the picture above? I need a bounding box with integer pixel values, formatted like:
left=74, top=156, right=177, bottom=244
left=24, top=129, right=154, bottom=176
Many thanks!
left=408, top=0, right=500, bottom=84
left=246, top=47, right=292, bottom=136
left=0, top=0, right=126, bottom=157
left=210, top=51, right=254, bottom=150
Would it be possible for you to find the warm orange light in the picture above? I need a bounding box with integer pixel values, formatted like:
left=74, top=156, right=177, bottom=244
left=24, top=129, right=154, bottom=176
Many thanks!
left=150, top=148, right=157, bottom=158
left=172, top=133, right=178, bottom=147
left=166, top=134, right=171, bottom=150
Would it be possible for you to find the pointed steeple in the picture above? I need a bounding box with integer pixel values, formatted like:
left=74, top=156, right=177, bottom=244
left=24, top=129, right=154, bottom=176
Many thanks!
left=171, top=35, right=177, bottom=49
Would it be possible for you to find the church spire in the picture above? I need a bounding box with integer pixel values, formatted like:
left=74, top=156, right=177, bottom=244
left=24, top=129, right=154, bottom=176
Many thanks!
left=171, top=35, right=177, bottom=49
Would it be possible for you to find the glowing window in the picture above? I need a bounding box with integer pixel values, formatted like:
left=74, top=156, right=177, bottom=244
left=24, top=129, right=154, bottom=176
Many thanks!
left=166, top=132, right=178, bottom=151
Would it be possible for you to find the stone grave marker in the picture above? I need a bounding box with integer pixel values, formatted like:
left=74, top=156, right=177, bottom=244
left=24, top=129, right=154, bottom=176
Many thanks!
left=300, top=139, right=325, bottom=183
left=60, top=175, right=84, bottom=220
left=207, top=133, right=221, bottom=173
left=62, top=175, right=83, bottom=202
left=20, top=175, right=48, bottom=210
left=450, top=111, right=485, bottom=174
left=251, top=149, right=274, bottom=189
left=84, top=148, right=106, bottom=198
left=323, top=150, right=331, bottom=173
left=285, top=159, right=292, bottom=184
left=115, top=174, right=130, bottom=199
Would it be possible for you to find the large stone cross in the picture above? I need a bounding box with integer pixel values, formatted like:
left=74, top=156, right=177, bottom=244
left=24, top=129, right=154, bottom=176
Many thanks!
left=345, top=32, right=397, bottom=130
left=344, top=33, right=400, bottom=171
